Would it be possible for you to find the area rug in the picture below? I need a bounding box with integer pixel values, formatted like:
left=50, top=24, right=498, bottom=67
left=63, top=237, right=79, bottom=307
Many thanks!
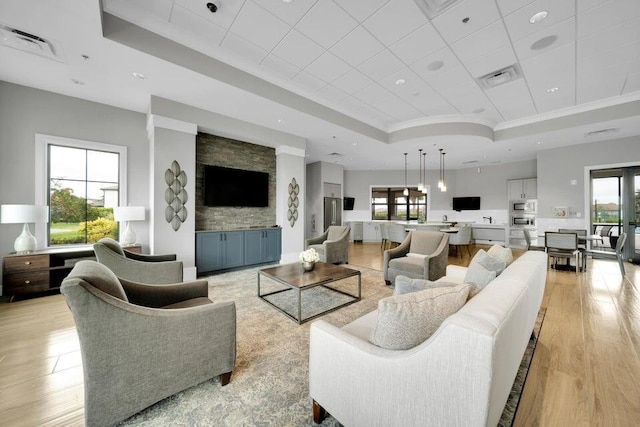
left=120, top=265, right=544, bottom=426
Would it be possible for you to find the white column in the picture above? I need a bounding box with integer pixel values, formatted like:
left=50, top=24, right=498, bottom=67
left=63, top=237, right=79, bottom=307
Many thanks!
left=276, top=146, right=306, bottom=263
left=147, top=114, right=198, bottom=280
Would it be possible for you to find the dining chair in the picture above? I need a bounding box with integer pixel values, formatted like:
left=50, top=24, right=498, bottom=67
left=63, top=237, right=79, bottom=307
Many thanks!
left=545, top=231, right=580, bottom=274
left=558, top=229, right=588, bottom=271
left=594, top=232, right=627, bottom=276
left=523, top=229, right=545, bottom=251
left=380, top=223, right=389, bottom=251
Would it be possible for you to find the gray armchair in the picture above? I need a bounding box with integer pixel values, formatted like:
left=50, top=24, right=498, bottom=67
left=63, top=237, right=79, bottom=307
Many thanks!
left=61, top=260, right=236, bottom=427
left=305, top=225, right=350, bottom=264
left=383, top=230, right=449, bottom=286
left=93, top=237, right=183, bottom=284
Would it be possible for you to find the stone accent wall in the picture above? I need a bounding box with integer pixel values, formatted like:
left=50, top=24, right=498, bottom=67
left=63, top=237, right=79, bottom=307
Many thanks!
left=196, top=133, right=276, bottom=231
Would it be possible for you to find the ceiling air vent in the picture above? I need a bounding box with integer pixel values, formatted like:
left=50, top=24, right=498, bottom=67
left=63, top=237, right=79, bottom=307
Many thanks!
left=327, top=152, right=344, bottom=157
left=0, top=23, right=64, bottom=63
left=476, top=64, right=523, bottom=90
left=412, top=0, right=463, bottom=19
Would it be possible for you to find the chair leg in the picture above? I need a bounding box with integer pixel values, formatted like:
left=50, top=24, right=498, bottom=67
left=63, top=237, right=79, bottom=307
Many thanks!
left=618, top=256, right=625, bottom=276
left=220, top=371, right=232, bottom=386
left=313, top=400, right=327, bottom=424
left=466, top=244, right=471, bottom=257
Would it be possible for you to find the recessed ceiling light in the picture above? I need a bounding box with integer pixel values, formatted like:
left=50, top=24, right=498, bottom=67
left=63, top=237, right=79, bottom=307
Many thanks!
left=352, top=142, right=357, bottom=146
left=71, top=78, right=85, bottom=85
left=427, top=60, right=444, bottom=71
left=546, top=87, right=559, bottom=93
left=536, top=141, right=543, bottom=145
left=281, top=0, right=294, bottom=3
left=395, top=78, right=406, bottom=85
left=277, top=119, right=285, bottom=123
left=81, top=54, right=90, bottom=61
left=529, top=11, right=548, bottom=24
left=132, top=72, right=145, bottom=79
left=530, top=35, right=557, bottom=50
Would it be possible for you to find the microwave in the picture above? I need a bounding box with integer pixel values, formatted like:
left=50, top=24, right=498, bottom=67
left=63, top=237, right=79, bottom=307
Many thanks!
left=512, top=200, right=536, bottom=213
left=512, top=216, right=535, bottom=226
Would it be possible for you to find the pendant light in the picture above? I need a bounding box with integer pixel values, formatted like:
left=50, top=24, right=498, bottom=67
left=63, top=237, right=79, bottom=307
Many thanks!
left=441, top=151, right=447, bottom=192
left=417, top=149, right=424, bottom=192
left=422, top=152, right=427, bottom=194
left=437, top=149, right=444, bottom=189
left=403, top=152, right=409, bottom=197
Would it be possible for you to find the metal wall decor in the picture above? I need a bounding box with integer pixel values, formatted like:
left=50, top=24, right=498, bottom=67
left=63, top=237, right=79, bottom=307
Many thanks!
left=164, top=160, right=188, bottom=231
left=287, top=177, right=299, bottom=227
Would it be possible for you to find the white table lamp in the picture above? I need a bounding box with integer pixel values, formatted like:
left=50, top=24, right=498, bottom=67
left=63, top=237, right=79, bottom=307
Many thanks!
left=114, top=206, right=145, bottom=246
left=1, top=204, right=49, bottom=253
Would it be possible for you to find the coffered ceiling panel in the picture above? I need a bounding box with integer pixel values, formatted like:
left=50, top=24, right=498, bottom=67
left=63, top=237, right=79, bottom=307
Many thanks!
left=577, top=0, right=640, bottom=38
left=495, top=0, right=534, bottom=17
left=329, top=26, right=385, bottom=67
left=331, top=69, right=375, bottom=95
left=272, top=30, right=324, bottom=69
left=220, top=33, right=268, bottom=66
left=465, top=45, right=518, bottom=78
left=503, top=0, right=575, bottom=41
left=230, top=2, right=290, bottom=51
left=357, top=49, right=405, bottom=81
left=485, top=79, right=537, bottom=121
left=451, top=20, right=510, bottom=64
left=578, top=19, right=640, bottom=59
left=260, top=54, right=300, bottom=79
left=253, top=0, right=316, bottom=26
left=176, top=0, right=243, bottom=29
left=513, top=17, right=575, bottom=61
left=334, top=0, right=390, bottom=23
left=296, top=1, right=358, bottom=49
left=431, top=0, right=501, bottom=45
left=305, top=52, right=351, bottom=84
left=388, top=24, right=446, bottom=66
left=362, top=0, right=427, bottom=46
left=411, top=47, right=463, bottom=81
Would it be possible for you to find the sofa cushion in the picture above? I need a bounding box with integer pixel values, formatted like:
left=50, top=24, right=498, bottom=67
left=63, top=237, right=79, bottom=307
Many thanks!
left=68, top=260, right=128, bottom=302
left=394, top=275, right=459, bottom=296
left=408, top=231, right=442, bottom=255
left=327, top=226, right=347, bottom=241
left=369, top=283, right=470, bottom=350
left=471, top=249, right=507, bottom=276
left=463, top=261, right=497, bottom=298
left=406, top=252, right=427, bottom=259
left=161, top=297, right=213, bottom=309
left=388, top=256, right=424, bottom=275
left=487, top=244, right=513, bottom=266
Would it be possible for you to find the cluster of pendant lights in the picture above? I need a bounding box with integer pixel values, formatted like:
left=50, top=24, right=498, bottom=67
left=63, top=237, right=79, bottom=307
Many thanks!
left=403, top=149, right=446, bottom=197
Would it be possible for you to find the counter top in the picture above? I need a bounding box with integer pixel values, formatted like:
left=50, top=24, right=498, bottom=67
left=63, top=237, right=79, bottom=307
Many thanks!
left=471, top=224, right=507, bottom=229
left=196, top=226, right=281, bottom=233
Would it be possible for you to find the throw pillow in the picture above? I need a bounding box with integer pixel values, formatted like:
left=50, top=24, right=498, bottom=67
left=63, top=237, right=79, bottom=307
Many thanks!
left=487, top=244, right=513, bottom=266
left=369, top=283, right=470, bottom=350
left=394, top=275, right=459, bottom=295
left=471, top=249, right=507, bottom=276
left=463, top=261, right=497, bottom=298
left=406, top=253, right=428, bottom=259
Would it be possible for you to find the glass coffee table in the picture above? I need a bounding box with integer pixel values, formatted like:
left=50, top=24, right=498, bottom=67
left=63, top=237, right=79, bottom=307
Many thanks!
left=257, top=262, right=361, bottom=324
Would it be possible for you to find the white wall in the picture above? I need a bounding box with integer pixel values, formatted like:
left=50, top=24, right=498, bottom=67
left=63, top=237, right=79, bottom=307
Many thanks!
left=343, top=159, right=536, bottom=226
left=536, top=135, right=640, bottom=233
left=276, top=148, right=306, bottom=263
left=306, top=162, right=322, bottom=238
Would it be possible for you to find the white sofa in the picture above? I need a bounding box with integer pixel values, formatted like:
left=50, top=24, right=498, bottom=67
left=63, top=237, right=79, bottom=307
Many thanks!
left=309, top=251, right=547, bottom=427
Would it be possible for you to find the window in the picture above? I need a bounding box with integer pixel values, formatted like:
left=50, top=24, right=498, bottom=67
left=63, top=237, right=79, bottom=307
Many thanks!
left=36, top=135, right=127, bottom=247
left=371, top=187, right=427, bottom=221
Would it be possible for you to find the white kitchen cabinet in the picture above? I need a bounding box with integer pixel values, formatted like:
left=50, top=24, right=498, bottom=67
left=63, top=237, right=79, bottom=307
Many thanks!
left=471, top=226, right=507, bottom=244
left=508, top=178, right=537, bottom=200
left=363, top=222, right=381, bottom=242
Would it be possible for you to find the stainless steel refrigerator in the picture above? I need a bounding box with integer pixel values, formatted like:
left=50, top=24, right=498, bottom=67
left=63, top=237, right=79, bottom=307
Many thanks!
left=324, top=197, right=342, bottom=230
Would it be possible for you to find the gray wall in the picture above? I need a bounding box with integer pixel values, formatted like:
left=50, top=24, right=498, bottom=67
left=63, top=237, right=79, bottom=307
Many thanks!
left=195, top=133, right=276, bottom=230
left=0, top=82, right=149, bottom=291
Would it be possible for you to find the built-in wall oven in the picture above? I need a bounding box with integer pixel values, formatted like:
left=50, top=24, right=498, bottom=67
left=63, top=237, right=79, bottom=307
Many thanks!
left=511, top=200, right=537, bottom=213
left=512, top=216, right=536, bottom=226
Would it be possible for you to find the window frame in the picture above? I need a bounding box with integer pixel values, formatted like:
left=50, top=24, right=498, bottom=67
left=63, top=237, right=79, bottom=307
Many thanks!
left=369, top=185, right=431, bottom=221
left=35, top=134, right=128, bottom=248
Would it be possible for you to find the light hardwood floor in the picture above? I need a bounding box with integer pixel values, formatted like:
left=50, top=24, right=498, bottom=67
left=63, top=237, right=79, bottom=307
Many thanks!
left=1, top=243, right=639, bottom=426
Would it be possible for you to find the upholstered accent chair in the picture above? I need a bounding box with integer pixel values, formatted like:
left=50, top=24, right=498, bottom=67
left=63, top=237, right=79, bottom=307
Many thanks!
left=448, top=224, right=472, bottom=257
left=61, top=260, right=236, bottom=427
left=305, top=225, right=350, bottom=264
left=383, top=230, right=449, bottom=286
left=386, top=223, right=408, bottom=248
left=93, top=237, right=183, bottom=284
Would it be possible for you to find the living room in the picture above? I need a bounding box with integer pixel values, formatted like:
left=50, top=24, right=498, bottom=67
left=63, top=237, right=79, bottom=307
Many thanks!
left=2, top=0, right=640, bottom=425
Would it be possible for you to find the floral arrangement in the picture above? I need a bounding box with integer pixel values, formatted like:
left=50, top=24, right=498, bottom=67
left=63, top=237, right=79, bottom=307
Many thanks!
left=299, top=248, right=320, bottom=263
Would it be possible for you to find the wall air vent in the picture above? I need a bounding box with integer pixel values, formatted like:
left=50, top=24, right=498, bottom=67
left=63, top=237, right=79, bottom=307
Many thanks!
left=586, top=128, right=618, bottom=137
left=412, top=0, right=463, bottom=19
left=476, top=64, right=523, bottom=90
left=0, top=23, right=64, bottom=63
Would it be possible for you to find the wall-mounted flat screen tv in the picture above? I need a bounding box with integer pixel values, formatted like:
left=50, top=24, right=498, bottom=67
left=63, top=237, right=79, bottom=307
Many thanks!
left=343, top=197, right=355, bottom=211
left=203, top=165, right=269, bottom=207
left=452, top=196, right=480, bottom=211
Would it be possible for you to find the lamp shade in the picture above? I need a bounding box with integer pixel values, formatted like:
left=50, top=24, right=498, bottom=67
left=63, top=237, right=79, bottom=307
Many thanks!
left=1, top=205, right=49, bottom=224
left=113, top=206, right=145, bottom=222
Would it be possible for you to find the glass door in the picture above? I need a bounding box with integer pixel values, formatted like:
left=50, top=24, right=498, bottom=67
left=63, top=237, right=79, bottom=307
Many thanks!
left=624, top=168, right=640, bottom=262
